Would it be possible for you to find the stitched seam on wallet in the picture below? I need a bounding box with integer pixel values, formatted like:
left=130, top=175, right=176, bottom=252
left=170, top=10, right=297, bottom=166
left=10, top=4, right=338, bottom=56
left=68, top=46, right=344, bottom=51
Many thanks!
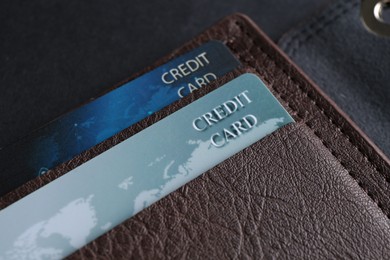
left=232, top=21, right=389, bottom=218
left=281, top=0, right=357, bottom=57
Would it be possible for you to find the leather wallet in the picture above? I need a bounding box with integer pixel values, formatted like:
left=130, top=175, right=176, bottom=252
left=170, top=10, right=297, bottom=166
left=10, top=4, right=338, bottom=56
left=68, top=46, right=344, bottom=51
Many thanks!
left=1, top=14, right=390, bottom=259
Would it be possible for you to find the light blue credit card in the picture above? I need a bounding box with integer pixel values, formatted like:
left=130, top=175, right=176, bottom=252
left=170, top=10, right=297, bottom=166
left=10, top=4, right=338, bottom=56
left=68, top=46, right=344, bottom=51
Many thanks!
left=0, top=73, right=294, bottom=259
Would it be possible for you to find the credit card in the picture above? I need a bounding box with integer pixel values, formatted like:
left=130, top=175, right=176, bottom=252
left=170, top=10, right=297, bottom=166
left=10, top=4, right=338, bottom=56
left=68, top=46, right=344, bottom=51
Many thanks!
left=0, top=41, right=240, bottom=196
left=0, top=73, right=294, bottom=259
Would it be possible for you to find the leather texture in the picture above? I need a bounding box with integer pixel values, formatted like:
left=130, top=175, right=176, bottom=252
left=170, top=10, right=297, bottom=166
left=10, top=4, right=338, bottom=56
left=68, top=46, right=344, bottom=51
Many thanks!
left=71, top=123, right=390, bottom=259
left=278, top=0, right=390, bottom=158
left=1, top=14, right=390, bottom=259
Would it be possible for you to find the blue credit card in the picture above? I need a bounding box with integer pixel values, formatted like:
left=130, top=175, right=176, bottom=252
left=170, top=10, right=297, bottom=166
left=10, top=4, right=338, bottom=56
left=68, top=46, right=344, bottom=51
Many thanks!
left=0, top=73, right=294, bottom=258
left=0, top=41, right=240, bottom=196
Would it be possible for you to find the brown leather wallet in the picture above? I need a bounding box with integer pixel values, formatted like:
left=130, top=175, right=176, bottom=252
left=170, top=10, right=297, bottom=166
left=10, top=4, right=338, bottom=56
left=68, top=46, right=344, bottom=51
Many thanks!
left=2, top=14, right=390, bottom=259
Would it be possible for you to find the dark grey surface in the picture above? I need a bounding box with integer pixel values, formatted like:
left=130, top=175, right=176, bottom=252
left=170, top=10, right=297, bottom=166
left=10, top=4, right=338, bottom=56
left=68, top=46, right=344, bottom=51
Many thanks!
left=0, top=0, right=331, bottom=148
left=279, top=0, right=390, bottom=157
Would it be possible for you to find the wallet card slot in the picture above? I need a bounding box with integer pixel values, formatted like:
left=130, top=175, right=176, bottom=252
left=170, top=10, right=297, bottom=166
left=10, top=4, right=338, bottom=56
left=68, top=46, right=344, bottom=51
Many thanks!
left=70, top=121, right=390, bottom=259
